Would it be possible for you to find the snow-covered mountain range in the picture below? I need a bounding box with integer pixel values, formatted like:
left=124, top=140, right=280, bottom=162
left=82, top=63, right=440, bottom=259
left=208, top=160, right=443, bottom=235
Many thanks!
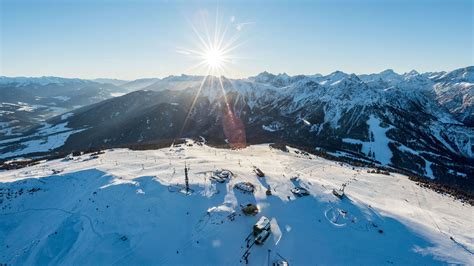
left=0, top=67, right=472, bottom=192
left=0, top=77, right=129, bottom=137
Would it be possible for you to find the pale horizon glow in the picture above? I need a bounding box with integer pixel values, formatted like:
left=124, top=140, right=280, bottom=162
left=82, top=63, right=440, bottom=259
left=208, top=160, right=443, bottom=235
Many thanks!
left=1, top=0, right=473, bottom=80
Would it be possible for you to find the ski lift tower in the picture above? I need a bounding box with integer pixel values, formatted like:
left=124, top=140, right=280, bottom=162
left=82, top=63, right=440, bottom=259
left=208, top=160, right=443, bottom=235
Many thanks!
left=185, top=161, right=189, bottom=194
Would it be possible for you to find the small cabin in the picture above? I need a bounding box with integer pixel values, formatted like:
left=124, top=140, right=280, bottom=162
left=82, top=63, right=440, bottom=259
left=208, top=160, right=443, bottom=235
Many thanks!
left=210, top=169, right=232, bottom=183
left=253, top=216, right=271, bottom=236
left=215, top=170, right=231, bottom=179
left=255, top=230, right=270, bottom=245
left=291, top=187, right=309, bottom=197
left=210, top=175, right=226, bottom=183
left=332, top=188, right=344, bottom=199
left=235, top=182, right=255, bottom=193
left=63, top=154, right=74, bottom=161
left=333, top=184, right=346, bottom=199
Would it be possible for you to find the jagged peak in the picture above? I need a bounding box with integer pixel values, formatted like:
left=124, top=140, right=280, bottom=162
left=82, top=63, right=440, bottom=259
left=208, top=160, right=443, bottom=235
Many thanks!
left=327, top=70, right=349, bottom=77
left=406, top=69, right=420, bottom=76
left=249, top=71, right=297, bottom=87
left=161, top=74, right=203, bottom=82
left=252, top=71, right=275, bottom=79
left=348, top=73, right=361, bottom=80
left=277, top=72, right=290, bottom=78
left=436, top=66, right=474, bottom=82
left=379, top=69, right=400, bottom=76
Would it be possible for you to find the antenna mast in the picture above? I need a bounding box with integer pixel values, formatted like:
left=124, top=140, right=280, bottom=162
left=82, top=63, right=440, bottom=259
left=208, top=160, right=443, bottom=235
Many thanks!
left=184, top=161, right=189, bottom=194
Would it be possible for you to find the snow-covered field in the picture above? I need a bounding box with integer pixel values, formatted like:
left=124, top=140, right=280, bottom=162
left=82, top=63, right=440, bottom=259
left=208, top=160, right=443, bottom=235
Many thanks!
left=0, top=123, right=86, bottom=159
left=0, top=142, right=472, bottom=265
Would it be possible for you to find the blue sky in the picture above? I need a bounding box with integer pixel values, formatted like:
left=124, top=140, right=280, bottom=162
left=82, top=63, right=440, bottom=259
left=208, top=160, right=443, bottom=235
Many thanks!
left=1, top=0, right=472, bottom=79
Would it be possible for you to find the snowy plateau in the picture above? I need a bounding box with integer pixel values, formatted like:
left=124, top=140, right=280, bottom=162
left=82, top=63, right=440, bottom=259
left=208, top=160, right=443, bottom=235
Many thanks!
left=0, top=142, right=473, bottom=265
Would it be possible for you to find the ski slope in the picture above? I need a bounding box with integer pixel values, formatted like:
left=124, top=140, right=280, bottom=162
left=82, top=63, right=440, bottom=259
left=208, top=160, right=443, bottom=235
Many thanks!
left=0, top=142, right=473, bottom=265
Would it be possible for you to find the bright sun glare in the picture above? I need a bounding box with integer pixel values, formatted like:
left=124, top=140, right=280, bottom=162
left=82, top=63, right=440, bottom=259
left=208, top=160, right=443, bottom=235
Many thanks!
left=175, top=10, right=250, bottom=148
left=176, top=10, right=247, bottom=77
left=204, top=47, right=225, bottom=69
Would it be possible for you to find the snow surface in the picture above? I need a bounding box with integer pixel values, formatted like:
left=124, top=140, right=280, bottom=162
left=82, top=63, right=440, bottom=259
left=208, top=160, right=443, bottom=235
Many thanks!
left=0, top=143, right=472, bottom=265
left=0, top=130, right=81, bottom=159
left=342, top=115, right=394, bottom=164
left=111, top=92, right=126, bottom=97
left=0, top=123, right=86, bottom=159
left=0, top=122, right=21, bottom=137
left=60, top=113, right=74, bottom=120
left=52, top=96, right=71, bottom=101
left=262, top=122, right=284, bottom=132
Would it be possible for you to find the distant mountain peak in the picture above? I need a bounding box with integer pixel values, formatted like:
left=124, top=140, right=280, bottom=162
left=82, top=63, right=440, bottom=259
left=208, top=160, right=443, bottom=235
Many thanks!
left=406, top=69, right=420, bottom=76
left=379, top=69, right=400, bottom=76
left=252, top=71, right=276, bottom=81
left=0, top=76, right=89, bottom=87
left=328, top=70, right=348, bottom=76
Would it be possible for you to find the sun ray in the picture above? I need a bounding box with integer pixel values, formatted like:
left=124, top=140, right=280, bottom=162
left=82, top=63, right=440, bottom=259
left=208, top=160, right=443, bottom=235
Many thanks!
left=217, top=19, right=230, bottom=49
left=218, top=76, right=231, bottom=110
left=188, top=20, right=211, bottom=52
left=179, top=9, right=252, bottom=77
left=181, top=61, right=209, bottom=75
left=175, top=10, right=252, bottom=144
left=177, top=68, right=211, bottom=141
left=214, top=7, right=220, bottom=50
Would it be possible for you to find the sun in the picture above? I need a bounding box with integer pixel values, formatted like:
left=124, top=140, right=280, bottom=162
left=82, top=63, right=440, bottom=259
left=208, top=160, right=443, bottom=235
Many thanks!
left=176, top=11, right=248, bottom=77
left=175, top=10, right=251, bottom=148
left=203, top=47, right=225, bottom=69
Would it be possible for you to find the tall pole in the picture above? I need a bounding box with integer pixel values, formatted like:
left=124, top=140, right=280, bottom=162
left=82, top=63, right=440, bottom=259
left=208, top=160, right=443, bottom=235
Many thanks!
left=185, top=161, right=189, bottom=194
left=267, top=249, right=271, bottom=266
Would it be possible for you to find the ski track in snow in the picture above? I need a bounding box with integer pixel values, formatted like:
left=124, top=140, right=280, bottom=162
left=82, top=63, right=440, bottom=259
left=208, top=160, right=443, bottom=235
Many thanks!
left=343, top=115, right=394, bottom=164
left=0, top=142, right=472, bottom=265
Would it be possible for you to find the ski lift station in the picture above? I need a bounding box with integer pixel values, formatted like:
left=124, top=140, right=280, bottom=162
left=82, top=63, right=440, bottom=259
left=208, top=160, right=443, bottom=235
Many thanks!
left=332, top=184, right=346, bottom=199
left=290, top=187, right=309, bottom=197
left=253, top=216, right=271, bottom=245
left=234, top=182, right=255, bottom=193
left=210, top=169, right=232, bottom=183
left=253, top=216, right=271, bottom=236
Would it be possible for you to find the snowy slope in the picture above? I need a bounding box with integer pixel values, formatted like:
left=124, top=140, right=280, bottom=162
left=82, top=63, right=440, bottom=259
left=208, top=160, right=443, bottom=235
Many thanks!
left=0, top=76, right=129, bottom=141
left=1, top=67, right=472, bottom=192
left=1, top=142, right=472, bottom=265
left=0, top=122, right=87, bottom=159
left=360, top=66, right=474, bottom=126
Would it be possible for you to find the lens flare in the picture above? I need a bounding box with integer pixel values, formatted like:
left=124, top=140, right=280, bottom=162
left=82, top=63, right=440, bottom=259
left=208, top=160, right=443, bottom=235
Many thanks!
left=176, top=10, right=250, bottom=148
left=177, top=9, right=247, bottom=77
